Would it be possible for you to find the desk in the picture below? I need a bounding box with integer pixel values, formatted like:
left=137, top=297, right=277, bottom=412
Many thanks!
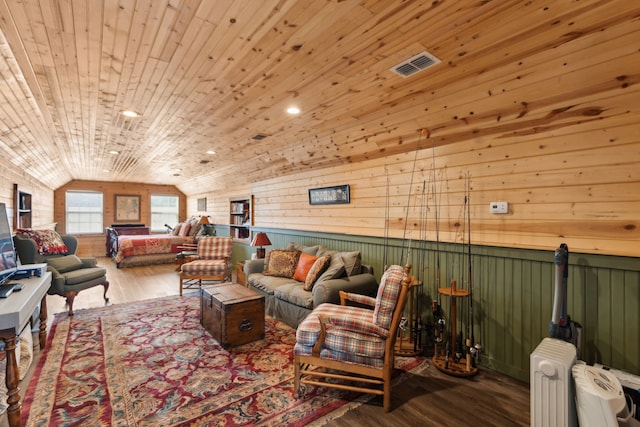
left=0, top=272, right=51, bottom=427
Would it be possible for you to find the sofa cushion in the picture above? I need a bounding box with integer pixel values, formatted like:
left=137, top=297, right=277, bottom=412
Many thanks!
left=47, top=255, right=84, bottom=273
left=287, top=242, right=320, bottom=256
left=315, top=252, right=346, bottom=284
left=292, top=252, right=318, bottom=282
left=339, top=251, right=362, bottom=276
left=263, top=249, right=300, bottom=278
left=248, top=274, right=298, bottom=295
left=304, top=254, right=331, bottom=291
left=274, top=282, right=314, bottom=309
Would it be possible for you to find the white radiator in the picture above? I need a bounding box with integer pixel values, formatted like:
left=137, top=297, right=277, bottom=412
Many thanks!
left=530, top=337, right=578, bottom=427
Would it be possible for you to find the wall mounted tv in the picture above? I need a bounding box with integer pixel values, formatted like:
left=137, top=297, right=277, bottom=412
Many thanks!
left=0, top=202, right=18, bottom=285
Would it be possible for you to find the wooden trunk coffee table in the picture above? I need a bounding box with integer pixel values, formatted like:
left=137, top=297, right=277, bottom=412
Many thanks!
left=200, top=282, right=265, bottom=348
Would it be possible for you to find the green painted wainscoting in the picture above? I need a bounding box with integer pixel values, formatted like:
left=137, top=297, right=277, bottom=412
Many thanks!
left=220, top=225, right=640, bottom=383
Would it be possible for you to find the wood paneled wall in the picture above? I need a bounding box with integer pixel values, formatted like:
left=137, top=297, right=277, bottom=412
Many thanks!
left=54, top=180, right=186, bottom=256
left=194, top=115, right=639, bottom=258
left=0, top=164, right=54, bottom=231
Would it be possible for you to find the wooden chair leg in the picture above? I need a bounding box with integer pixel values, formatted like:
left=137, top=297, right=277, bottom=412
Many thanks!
left=293, top=356, right=300, bottom=397
left=383, top=368, right=392, bottom=411
left=65, top=291, right=78, bottom=316
left=179, top=277, right=183, bottom=296
left=102, top=281, right=110, bottom=301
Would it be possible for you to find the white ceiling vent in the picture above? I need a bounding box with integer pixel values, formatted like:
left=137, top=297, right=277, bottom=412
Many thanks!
left=390, top=51, right=440, bottom=78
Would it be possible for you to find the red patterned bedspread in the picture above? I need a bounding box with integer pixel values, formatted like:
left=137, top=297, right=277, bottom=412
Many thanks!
left=114, top=234, right=194, bottom=263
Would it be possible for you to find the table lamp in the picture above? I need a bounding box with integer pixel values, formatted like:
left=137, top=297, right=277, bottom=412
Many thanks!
left=251, top=232, right=272, bottom=259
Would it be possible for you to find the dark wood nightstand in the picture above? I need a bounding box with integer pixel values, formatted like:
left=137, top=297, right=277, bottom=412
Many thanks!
left=236, top=261, right=246, bottom=286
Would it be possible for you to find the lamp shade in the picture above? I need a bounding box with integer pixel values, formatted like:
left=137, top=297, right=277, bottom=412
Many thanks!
left=251, top=232, right=272, bottom=247
left=198, top=216, right=210, bottom=225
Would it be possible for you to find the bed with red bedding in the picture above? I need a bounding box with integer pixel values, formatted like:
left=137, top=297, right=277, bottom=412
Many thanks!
left=113, top=234, right=194, bottom=267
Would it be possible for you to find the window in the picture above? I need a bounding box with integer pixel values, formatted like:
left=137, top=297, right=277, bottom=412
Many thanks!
left=66, top=191, right=104, bottom=234
left=150, top=195, right=179, bottom=232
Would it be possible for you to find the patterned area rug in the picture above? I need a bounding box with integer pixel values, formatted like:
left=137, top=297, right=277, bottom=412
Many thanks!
left=22, top=294, right=426, bottom=426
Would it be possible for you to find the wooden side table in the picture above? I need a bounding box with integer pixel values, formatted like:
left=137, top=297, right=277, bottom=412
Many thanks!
left=236, top=261, right=246, bottom=286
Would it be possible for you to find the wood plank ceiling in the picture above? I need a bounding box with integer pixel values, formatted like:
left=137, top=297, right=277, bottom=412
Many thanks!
left=0, top=0, right=637, bottom=195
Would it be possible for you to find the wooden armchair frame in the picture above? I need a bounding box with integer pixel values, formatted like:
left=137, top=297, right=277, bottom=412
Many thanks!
left=294, top=264, right=413, bottom=411
left=178, top=236, right=233, bottom=295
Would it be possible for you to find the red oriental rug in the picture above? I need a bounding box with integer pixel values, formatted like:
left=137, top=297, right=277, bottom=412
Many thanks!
left=22, top=294, right=426, bottom=426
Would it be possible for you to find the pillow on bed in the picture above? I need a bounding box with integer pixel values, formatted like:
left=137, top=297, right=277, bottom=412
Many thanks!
left=178, top=222, right=191, bottom=237
left=188, top=218, right=200, bottom=237
left=171, top=223, right=181, bottom=236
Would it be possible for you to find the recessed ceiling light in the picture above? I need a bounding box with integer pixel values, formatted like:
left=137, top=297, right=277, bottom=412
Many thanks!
left=206, top=150, right=216, bottom=155
left=122, top=110, right=139, bottom=118
left=286, top=106, right=301, bottom=115
left=109, top=150, right=119, bottom=155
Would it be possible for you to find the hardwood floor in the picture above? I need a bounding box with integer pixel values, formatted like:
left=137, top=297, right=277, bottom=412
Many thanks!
left=25, top=258, right=530, bottom=426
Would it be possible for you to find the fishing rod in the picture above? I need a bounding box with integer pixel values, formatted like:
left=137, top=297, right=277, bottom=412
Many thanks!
left=400, top=130, right=425, bottom=265
left=414, top=179, right=428, bottom=352
left=449, top=220, right=459, bottom=358
left=467, top=172, right=474, bottom=346
left=383, top=166, right=390, bottom=272
left=465, top=172, right=481, bottom=365
left=429, top=133, right=445, bottom=353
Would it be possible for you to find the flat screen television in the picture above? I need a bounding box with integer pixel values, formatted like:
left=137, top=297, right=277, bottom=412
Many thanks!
left=0, top=202, right=18, bottom=285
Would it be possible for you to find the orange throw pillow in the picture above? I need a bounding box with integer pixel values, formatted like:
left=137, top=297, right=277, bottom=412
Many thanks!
left=293, top=252, right=319, bottom=282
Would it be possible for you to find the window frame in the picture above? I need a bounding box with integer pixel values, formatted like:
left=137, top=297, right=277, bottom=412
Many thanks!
left=65, top=190, right=104, bottom=235
left=150, top=194, right=180, bottom=232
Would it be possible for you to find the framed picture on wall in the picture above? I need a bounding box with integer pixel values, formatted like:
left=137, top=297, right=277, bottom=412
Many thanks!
left=308, top=184, right=350, bottom=205
left=197, top=197, right=207, bottom=212
left=115, top=194, right=141, bottom=222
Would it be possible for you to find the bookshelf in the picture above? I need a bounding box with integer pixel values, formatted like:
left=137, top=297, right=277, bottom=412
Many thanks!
left=229, top=196, right=253, bottom=242
left=13, top=184, right=32, bottom=229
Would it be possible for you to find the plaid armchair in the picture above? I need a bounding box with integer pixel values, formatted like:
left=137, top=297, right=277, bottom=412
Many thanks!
left=294, top=264, right=412, bottom=411
left=179, top=236, right=233, bottom=295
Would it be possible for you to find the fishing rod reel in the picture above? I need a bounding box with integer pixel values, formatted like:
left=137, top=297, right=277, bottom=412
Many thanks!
left=468, top=341, right=482, bottom=367
left=431, top=301, right=444, bottom=341
left=434, top=317, right=446, bottom=343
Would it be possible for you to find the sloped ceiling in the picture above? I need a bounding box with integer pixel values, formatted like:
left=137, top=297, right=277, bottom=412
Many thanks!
left=0, top=0, right=637, bottom=195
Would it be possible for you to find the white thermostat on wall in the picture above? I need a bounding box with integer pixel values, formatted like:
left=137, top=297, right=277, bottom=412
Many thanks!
left=490, top=201, right=509, bottom=214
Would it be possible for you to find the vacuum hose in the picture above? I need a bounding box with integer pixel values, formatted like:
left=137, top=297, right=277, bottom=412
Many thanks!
left=550, top=243, right=570, bottom=340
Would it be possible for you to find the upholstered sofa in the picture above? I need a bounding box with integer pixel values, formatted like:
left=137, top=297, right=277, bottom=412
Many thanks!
left=244, top=242, right=378, bottom=328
